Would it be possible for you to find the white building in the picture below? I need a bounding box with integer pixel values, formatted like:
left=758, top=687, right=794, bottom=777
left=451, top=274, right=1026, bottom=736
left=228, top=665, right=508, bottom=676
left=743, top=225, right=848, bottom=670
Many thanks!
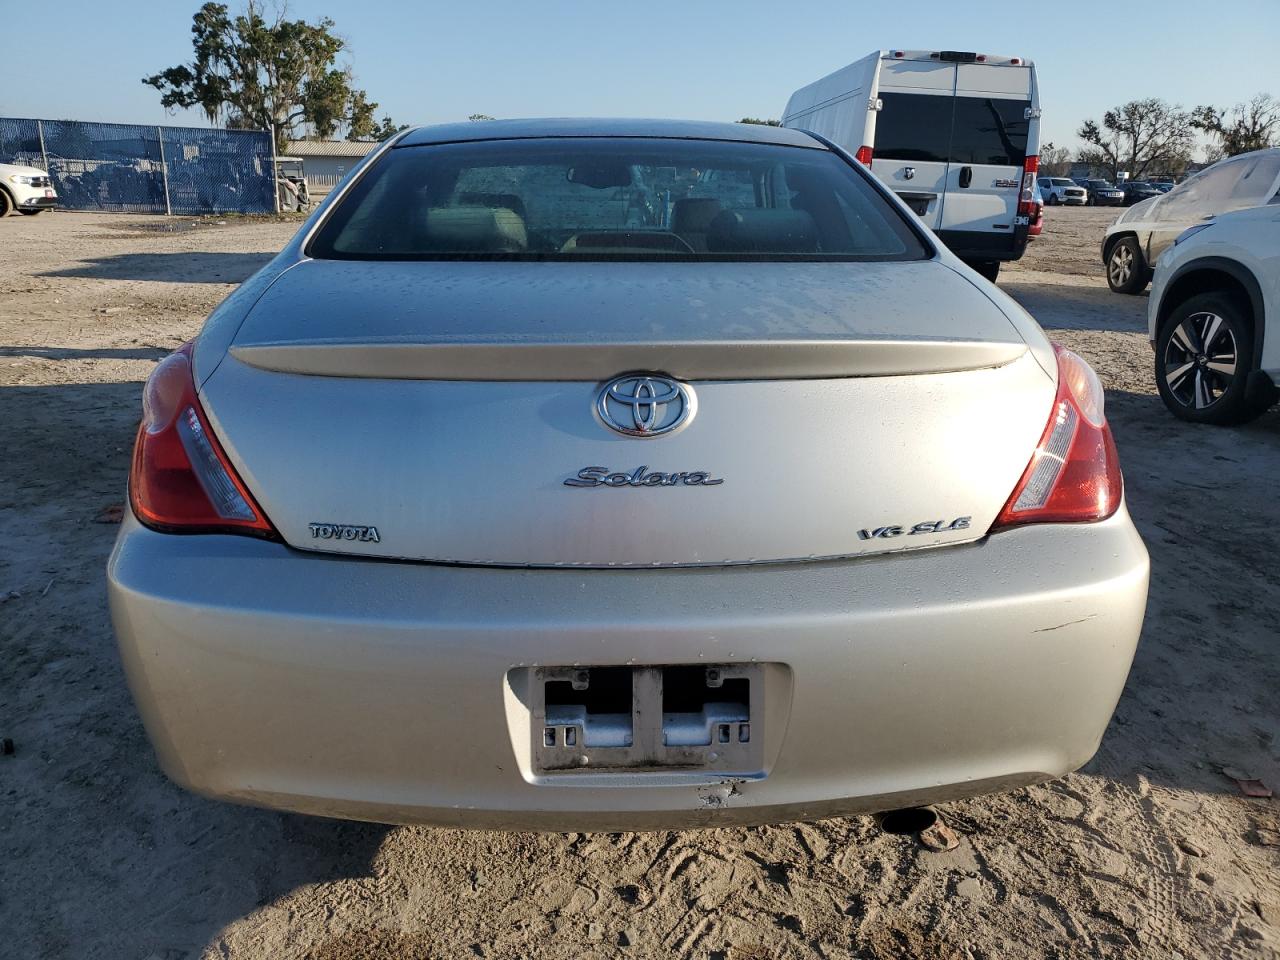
left=286, top=140, right=379, bottom=198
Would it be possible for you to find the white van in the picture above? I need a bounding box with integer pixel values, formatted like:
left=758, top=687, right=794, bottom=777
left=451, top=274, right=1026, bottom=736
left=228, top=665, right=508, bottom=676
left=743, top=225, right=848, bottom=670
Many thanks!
left=783, top=49, right=1041, bottom=281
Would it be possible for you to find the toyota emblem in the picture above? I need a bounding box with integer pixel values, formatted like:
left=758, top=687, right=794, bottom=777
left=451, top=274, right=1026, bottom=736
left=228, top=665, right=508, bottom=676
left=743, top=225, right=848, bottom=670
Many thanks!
left=596, top=374, right=697, bottom=438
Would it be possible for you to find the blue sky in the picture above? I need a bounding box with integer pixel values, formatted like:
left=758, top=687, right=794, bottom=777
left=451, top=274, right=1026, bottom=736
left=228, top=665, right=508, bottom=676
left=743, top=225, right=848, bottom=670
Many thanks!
left=2, top=0, right=1275, bottom=154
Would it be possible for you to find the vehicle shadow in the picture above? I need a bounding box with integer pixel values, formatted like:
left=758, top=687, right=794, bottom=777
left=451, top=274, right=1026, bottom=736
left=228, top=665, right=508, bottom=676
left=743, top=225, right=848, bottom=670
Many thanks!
left=0, top=344, right=172, bottom=361
left=1002, top=278, right=1149, bottom=334
left=39, top=251, right=274, bottom=284
left=1095, top=389, right=1279, bottom=796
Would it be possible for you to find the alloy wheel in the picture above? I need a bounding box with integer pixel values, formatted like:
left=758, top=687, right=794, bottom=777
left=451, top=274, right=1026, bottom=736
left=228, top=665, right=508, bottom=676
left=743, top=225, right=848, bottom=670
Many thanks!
left=1108, top=245, right=1133, bottom=287
left=1162, top=312, right=1238, bottom=409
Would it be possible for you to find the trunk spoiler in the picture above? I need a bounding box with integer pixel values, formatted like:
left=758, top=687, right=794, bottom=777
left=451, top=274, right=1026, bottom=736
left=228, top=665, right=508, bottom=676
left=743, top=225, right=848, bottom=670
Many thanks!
left=228, top=338, right=1027, bottom=381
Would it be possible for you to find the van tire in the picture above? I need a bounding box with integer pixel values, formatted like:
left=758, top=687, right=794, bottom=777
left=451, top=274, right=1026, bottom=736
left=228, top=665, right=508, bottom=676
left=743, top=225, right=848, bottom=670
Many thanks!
left=1106, top=236, right=1149, bottom=294
left=967, top=260, right=1000, bottom=282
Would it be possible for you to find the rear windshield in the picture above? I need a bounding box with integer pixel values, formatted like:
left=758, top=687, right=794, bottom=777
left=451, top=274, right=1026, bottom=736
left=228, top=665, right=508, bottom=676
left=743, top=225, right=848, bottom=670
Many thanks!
left=875, top=93, right=1030, bottom=167
left=308, top=137, right=928, bottom=262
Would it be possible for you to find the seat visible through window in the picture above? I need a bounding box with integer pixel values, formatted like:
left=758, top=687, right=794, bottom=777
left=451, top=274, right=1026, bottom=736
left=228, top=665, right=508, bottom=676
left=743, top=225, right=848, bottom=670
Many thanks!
left=671, top=198, right=723, bottom=252
left=705, top=209, right=818, bottom=254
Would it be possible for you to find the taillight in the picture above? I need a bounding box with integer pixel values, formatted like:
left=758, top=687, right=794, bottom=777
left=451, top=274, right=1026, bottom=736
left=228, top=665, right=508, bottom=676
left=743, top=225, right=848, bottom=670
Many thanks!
left=129, top=342, right=276, bottom=537
left=992, top=346, right=1122, bottom=531
left=1019, top=155, right=1039, bottom=217
left=855, top=145, right=873, bottom=165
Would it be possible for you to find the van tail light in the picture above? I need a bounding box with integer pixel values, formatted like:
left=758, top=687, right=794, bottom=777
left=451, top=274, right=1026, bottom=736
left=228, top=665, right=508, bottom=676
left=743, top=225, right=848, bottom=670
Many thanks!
left=1018, top=155, right=1039, bottom=217
left=129, top=342, right=277, bottom=537
left=855, top=145, right=873, bottom=165
left=991, top=345, right=1122, bottom=531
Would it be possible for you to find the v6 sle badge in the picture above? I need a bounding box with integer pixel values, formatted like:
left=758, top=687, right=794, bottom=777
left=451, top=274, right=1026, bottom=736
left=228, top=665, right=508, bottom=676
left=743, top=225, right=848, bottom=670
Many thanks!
left=857, top=517, right=971, bottom=541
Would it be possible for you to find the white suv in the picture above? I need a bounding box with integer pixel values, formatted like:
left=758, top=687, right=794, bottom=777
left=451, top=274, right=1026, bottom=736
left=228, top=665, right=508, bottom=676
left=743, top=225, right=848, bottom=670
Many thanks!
left=0, top=162, right=58, bottom=216
left=1148, top=203, right=1280, bottom=424
left=1038, top=177, right=1086, bottom=205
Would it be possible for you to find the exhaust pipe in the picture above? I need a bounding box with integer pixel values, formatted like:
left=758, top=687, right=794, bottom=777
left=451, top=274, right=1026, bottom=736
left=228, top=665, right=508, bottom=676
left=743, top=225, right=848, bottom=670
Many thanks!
left=874, top=806, right=938, bottom=835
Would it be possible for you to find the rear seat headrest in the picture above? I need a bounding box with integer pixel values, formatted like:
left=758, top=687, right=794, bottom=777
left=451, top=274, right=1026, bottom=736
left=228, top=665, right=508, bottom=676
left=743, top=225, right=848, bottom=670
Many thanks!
left=671, top=197, right=724, bottom=234
left=422, top=206, right=527, bottom=253
left=705, top=208, right=818, bottom=253
left=458, top=192, right=528, bottom=221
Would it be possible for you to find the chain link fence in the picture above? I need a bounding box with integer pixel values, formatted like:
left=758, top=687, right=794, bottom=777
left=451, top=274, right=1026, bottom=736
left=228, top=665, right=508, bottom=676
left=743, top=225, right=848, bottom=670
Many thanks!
left=0, top=118, right=276, bottom=215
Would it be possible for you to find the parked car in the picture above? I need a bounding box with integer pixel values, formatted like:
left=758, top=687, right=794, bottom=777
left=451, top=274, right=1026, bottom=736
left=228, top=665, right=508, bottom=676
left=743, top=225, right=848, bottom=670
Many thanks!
left=1040, top=177, right=1087, bottom=205
left=1084, top=179, right=1125, bottom=206
left=783, top=49, right=1041, bottom=282
left=107, top=118, right=1148, bottom=830
left=1148, top=203, right=1279, bottom=424
left=1148, top=178, right=1176, bottom=192
left=0, top=161, right=58, bottom=216
left=1103, top=148, right=1280, bottom=293
left=1121, top=181, right=1163, bottom=206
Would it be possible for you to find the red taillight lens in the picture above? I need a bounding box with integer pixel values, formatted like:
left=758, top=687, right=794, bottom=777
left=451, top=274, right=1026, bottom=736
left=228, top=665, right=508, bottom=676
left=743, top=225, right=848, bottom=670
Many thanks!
left=129, top=342, right=276, bottom=537
left=1019, top=155, right=1039, bottom=217
left=992, top=346, right=1122, bottom=531
left=855, top=145, right=873, bottom=165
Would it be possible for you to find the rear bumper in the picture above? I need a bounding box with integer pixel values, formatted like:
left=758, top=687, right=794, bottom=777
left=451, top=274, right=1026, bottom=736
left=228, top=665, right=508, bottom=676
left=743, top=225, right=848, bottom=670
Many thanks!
left=936, top=228, right=1030, bottom=263
left=108, top=508, right=1149, bottom=830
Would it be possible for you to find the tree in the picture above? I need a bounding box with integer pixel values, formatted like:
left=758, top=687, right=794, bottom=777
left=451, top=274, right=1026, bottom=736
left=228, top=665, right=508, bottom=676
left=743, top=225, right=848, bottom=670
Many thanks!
left=1039, top=141, right=1073, bottom=176
left=355, top=116, right=409, bottom=142
left=1191, top=94, right=1279, bottom=158
left=1077, top=99, right=1194, bottom=181
left=143, top=2, right=399, bottom=152
left=738, top=117, right=782, bottom=126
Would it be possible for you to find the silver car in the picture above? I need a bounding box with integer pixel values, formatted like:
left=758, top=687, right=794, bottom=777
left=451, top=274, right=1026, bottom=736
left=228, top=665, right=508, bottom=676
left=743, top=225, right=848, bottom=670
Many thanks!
left=108, top=119, right=1149, bottom=830
left=1103, top=148, right=1280, bottom=294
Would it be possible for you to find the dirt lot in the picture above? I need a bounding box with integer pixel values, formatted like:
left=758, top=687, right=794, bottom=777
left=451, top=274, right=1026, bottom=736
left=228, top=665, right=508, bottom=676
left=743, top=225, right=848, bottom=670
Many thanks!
left=1, top=207, right=1278, bottom=960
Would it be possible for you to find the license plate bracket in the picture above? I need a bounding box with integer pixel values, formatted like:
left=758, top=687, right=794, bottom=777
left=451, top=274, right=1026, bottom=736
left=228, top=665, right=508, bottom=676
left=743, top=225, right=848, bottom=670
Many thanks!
left=522, top=664, right=771, bottom=777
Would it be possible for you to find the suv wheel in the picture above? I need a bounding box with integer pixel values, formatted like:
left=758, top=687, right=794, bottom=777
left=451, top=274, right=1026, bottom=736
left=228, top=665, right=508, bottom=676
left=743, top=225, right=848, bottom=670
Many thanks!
left=1106, top=236, right=1148, bottom=294
left=1155, top=292, right=1273, bottom=425
left=0, top=189, right=13, bottom=217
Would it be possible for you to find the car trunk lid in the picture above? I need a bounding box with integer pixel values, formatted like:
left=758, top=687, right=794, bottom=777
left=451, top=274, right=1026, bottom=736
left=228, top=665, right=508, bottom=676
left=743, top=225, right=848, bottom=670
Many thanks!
left=200, top=259, right=1054, bottom=567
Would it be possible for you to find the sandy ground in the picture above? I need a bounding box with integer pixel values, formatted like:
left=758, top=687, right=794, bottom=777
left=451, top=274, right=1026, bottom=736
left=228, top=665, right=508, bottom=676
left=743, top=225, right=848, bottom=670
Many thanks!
left=1, top=207, right=1278, bottom=960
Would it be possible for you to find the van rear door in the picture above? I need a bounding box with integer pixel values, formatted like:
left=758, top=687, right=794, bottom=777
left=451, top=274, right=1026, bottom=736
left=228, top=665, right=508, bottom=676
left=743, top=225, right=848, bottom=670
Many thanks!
left=870, top=58, right=956, bottom=230
left=937, top=64, right=1035, bottom=251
